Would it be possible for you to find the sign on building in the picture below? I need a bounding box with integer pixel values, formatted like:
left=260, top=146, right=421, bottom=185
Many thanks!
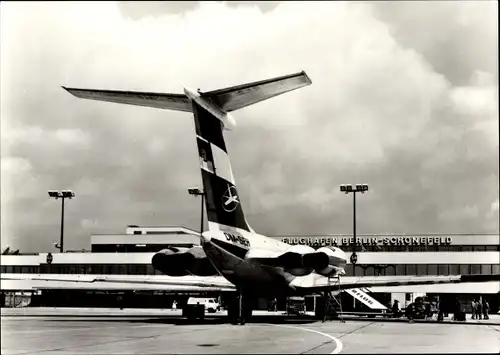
left=280, top=236, right=453, bottom=247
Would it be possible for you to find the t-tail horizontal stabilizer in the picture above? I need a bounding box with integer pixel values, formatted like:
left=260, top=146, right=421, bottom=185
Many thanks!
left=64, top=71, right=312, bottom=234
left=62, top=71, right=312, bottom=118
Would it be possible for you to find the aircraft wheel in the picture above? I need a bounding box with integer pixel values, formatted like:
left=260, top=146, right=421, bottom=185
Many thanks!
left=226, top=295, right=239, bottom=324
left=226, top=292, right=255, bottom=325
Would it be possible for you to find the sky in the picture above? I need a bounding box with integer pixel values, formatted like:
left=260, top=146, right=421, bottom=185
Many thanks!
left=1, top=1, right=498, bottom=253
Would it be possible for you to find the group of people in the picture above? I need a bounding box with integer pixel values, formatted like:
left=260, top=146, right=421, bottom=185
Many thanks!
left=471, top=299, right=489, bottom=320
left=391, top=296, right=491, bottom=322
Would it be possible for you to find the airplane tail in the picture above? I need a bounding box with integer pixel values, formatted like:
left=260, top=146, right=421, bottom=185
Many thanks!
left=190, top=72, right=311, bottom=234
left=63, top=71, right=312, bottom=234
left=193, top=100, right=250, bottom=232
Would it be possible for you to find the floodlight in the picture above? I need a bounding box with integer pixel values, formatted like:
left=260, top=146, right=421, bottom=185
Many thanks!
left=61, top=190, right=75, bottom=198
left=340, top=182, right=370, bottom=271
left=48, top=189, right=76, bottom=253
left=188, top=188, right=204, bottom=196
left=48, top=191, right=59, bottom=198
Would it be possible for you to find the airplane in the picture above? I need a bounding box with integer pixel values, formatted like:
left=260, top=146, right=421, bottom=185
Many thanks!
left=3, top=71, right=499, bottom=324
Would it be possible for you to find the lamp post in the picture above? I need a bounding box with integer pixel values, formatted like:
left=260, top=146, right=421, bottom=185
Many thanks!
left=188, top=187, right=205, bottom=237
left=48, top=190, right=75, bottom=253
left=339, top=184, right=368, bottom=276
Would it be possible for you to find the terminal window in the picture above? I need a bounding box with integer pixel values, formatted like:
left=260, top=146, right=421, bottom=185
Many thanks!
left=450, top=264, right=460, bottom=275
left=416, top=264, right=427, bottom=275
left=438, top=264, right=449, bottom=276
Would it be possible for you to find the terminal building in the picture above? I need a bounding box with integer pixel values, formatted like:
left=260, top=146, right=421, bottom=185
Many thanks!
left=1, top=225, right=499, bottom=313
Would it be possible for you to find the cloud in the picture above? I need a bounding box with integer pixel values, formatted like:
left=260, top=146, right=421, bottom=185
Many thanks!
left=55, top=129, right=90, bottom=146
left=116, top=1, right=282, bottom=19
left=80, top=218, right=100, bottom=230
left=492, top=199, right=500, bottom=213
left=1, top=1, right=498, bottom=252
left=371, top=1, right=498, bottom=86
left=450, top=86, right=498, bottom=118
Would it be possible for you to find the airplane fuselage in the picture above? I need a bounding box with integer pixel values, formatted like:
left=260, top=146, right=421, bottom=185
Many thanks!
left=201, top=226, right=348, bottom=297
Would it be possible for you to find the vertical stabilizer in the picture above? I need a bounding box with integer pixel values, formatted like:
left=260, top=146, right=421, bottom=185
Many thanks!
left=192, top=101, right=250, bottom=233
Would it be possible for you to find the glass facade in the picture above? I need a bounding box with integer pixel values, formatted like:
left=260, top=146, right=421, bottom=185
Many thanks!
left=91, top=244, right=197, bottom=253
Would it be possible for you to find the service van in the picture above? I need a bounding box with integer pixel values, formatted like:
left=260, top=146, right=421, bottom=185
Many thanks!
left=186, top=297, right=220, bottom=313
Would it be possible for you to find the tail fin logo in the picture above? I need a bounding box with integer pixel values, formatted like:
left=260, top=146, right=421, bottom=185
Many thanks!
left=222, top=185, right=240, bottom=212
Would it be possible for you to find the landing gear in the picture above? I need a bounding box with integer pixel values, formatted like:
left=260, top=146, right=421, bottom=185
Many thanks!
left=227, top=289, right=253, bottom=325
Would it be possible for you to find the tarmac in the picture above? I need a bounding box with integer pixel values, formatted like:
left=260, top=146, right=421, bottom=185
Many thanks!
left=2, top=308, right=499, bottom=354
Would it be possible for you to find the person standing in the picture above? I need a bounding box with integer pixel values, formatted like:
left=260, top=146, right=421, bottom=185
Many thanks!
left=471, top=299, right=477, bottom=320
left=483, top=300, right=490, bottom=320
left=437, top=299, right=445, bottom=322
left=392, top=300, right=400, bottom=318
left=425, top=302, right=432, bottom=320
left=476, top=299, right=483, bottom=320
left=406, top=302, right=415, bottom=323
left=453, top=298, right=460, bottom=321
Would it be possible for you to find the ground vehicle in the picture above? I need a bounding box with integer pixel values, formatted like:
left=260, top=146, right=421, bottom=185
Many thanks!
left=286, top=296, right=306, bottom=315
left=187, top=297, right=220, bottom=313
left=405, top=297, right=436, bottom=320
